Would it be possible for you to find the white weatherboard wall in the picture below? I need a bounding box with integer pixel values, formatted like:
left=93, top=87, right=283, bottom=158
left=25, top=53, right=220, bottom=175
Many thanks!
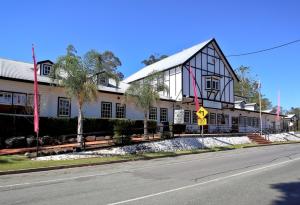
left=158, top=66, right=182, bottom=101
left=182, top=42, right=235, bottom=106
left=0, top=79, right=175, bottom=121
left=0, top=79, right=70, bottom=117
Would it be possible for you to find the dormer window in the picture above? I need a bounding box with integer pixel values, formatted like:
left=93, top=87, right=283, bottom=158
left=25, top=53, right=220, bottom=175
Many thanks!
left=205, top=76, right=220, bottom=91
left=42, top=64, right=52, bottom=76
left=37, top=60, right=54, bottom=76
left=97, top=75, right=108, bottom=86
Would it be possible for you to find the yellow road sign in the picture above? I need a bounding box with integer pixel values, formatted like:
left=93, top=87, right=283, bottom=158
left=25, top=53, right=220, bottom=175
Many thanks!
left=197, top=118, right=207, bottom=126
left=196, top=106, right=208, bottom=119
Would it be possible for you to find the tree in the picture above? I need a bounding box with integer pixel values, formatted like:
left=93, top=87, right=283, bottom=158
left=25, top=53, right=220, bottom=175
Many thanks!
left=125, top=72, right=168, bottom=138
left=234, top=66, right=272, bottom=110
left=141, top=54, right=168, bottom=66
left=51, top=45, right=122, bottom=148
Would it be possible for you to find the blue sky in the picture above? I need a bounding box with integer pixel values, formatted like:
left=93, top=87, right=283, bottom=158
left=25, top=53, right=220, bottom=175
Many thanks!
left=0, top=0, right=299, bottom=110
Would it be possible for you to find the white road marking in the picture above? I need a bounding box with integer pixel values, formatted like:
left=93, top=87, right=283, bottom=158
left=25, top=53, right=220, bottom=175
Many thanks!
left=107, top=157, right=300, bottom=205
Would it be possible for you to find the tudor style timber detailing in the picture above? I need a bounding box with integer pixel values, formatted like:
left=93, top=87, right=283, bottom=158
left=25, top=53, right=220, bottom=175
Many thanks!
left=181, top=41, right=235, bottom=107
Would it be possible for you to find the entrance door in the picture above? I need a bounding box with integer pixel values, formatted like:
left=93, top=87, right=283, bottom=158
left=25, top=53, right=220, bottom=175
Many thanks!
left=232, top=117, right=239, bottom=133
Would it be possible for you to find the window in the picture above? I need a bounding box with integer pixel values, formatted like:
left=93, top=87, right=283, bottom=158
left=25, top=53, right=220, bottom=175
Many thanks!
left=184, top=110, right=191, bottom=123
left=217, top=114, right=222, bottom=125
left=205, top=77, right=220, bottom=90
left=116, top=103, right=126, bottom=118
left=98, top=75, right=108, bottom=86
left=239, top=116, right=246, bottom=127
left=42, top=64, right=52, bottom=76
left=0, top=92, right=12, bottom=105
left=224, top=115, right=229, bottom=125
left=26, top=94, right=41, bottom=113
left=192, top=111, right=197, bottom=124
left=58, top=97, right=71, bottom=117
left=214, top=79, right=220, bottom=90
left=247, top=117, right=252, bottom=126
left=149, top=107, right=157, bottom=120
left=13, top=93, right=26, bottom=106
left=101, top=102, right=112, bottom=118
left=206, top=78, right=211, bottom=89
left=160, top=108, right=168, bottom=122
left=209, top=113, right=216, bottom=125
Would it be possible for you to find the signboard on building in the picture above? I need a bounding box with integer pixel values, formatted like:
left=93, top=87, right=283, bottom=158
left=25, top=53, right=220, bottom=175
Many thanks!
left=174, top=109, right=184, bottom=124
left=203, top=100, right=222, bottom=109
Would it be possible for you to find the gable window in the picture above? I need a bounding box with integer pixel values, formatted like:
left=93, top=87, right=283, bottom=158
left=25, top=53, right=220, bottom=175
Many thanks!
left=149, top=107, right=157, bottom=120
left=160, top=108, right=168, bottom=122
left=184, top=110, right=191, bottom=124
left=0, top=92, right=12, bottom=105
left=58, top=97, right=71, bottom=117
left=101, top=102, right=112, bottom=118
left=206, top=78, right=211, bottom=89
left=42, top=64, right=52, bottom=76
left=205, top=77, right=220, bottom=91
left=116, top=103, right=126, bottom=118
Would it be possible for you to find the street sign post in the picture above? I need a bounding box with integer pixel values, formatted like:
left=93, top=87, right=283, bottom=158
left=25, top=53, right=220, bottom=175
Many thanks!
left=197, top=118, right=207, bottom=126
left=196, top=106, right=208, bottom=119
left=196, top=106, right=208, bottom=140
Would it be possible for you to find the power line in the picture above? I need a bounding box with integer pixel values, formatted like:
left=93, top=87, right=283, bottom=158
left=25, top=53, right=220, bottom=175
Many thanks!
left=226, top=39, right=300, bottom=57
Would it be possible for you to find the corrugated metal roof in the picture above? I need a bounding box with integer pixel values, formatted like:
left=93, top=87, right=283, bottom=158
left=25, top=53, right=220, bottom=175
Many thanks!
left=123, top=39, right=213, bottom=83
left=0, top=57, right=175, bottom=101
left=0, top=57, right=51, bottom=83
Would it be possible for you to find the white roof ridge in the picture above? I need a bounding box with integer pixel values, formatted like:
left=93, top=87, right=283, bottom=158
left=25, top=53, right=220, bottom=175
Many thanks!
left=123, top=38, right=213, bottom=83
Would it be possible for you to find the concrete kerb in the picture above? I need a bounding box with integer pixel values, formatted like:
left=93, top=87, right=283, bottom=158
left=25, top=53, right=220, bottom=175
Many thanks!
left=1, top=141, right=300, bottom=176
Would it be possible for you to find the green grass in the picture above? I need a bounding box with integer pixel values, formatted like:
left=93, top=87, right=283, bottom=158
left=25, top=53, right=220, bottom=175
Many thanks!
left=0, top=141, right=298, bottom=173
left=0, top=155, right=143, bottom=172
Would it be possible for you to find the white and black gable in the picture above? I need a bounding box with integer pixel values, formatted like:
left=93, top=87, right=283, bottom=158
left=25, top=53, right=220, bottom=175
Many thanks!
left=37, top=60, right=54, bottom=76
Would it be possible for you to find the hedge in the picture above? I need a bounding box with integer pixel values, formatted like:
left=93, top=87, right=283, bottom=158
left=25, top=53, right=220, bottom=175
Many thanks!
left=0, top=115, right=158, bottom=147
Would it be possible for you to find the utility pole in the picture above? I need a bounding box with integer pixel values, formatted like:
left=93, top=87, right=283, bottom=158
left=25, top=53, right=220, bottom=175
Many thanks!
left=258, top=80, right=263, bottom=136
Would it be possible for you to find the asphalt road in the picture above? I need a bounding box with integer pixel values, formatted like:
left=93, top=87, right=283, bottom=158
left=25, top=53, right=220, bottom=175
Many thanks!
left=1, top=143, right=300, bottom=205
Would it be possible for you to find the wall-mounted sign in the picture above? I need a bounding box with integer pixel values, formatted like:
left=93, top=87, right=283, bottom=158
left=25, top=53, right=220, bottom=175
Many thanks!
left=174, top=109, right=184, bottom=124
left=203, top=100, right=222, bottom=109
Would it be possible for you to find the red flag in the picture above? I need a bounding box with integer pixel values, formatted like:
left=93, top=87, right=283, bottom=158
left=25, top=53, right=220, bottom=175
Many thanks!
left=188, top=65, right=200, bottom=111
left=32, top=45, right=39, bottom=133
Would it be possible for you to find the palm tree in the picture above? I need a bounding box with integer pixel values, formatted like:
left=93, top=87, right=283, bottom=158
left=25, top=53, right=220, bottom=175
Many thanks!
left=51, top=45, right=122, bottom=148
left=125, top=72, right=168, bottom=138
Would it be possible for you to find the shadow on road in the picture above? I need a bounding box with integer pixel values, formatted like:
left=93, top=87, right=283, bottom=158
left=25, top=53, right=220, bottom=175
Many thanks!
left=271, top=180, right=300, bottom=205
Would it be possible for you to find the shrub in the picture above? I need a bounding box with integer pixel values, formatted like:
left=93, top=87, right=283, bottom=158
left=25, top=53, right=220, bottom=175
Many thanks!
left=172, top=124, right=186, bottom=134
left=41, top=136, right=54, bottom=146
left=0, top=115, right=159, bottom=147
left=161, top=131, right=171, bottom=139
left=26, top=135, right=38, bottom=147
left=5, top=136, right=27, bottom=148
left=113, top=119, right=133, bottom=145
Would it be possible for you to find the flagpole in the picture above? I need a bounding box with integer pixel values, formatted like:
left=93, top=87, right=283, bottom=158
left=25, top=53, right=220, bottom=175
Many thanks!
left=259, top=80, right=263, bottom=136
left=32, top=44, right=39, bottom=157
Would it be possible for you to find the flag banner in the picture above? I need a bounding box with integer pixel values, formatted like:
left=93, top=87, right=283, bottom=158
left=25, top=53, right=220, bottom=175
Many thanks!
left=276, top=91, right=280, bottom=121
left=32, top=45, right=39, bottom=133
left=188, top=65, right=200, bottom=111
